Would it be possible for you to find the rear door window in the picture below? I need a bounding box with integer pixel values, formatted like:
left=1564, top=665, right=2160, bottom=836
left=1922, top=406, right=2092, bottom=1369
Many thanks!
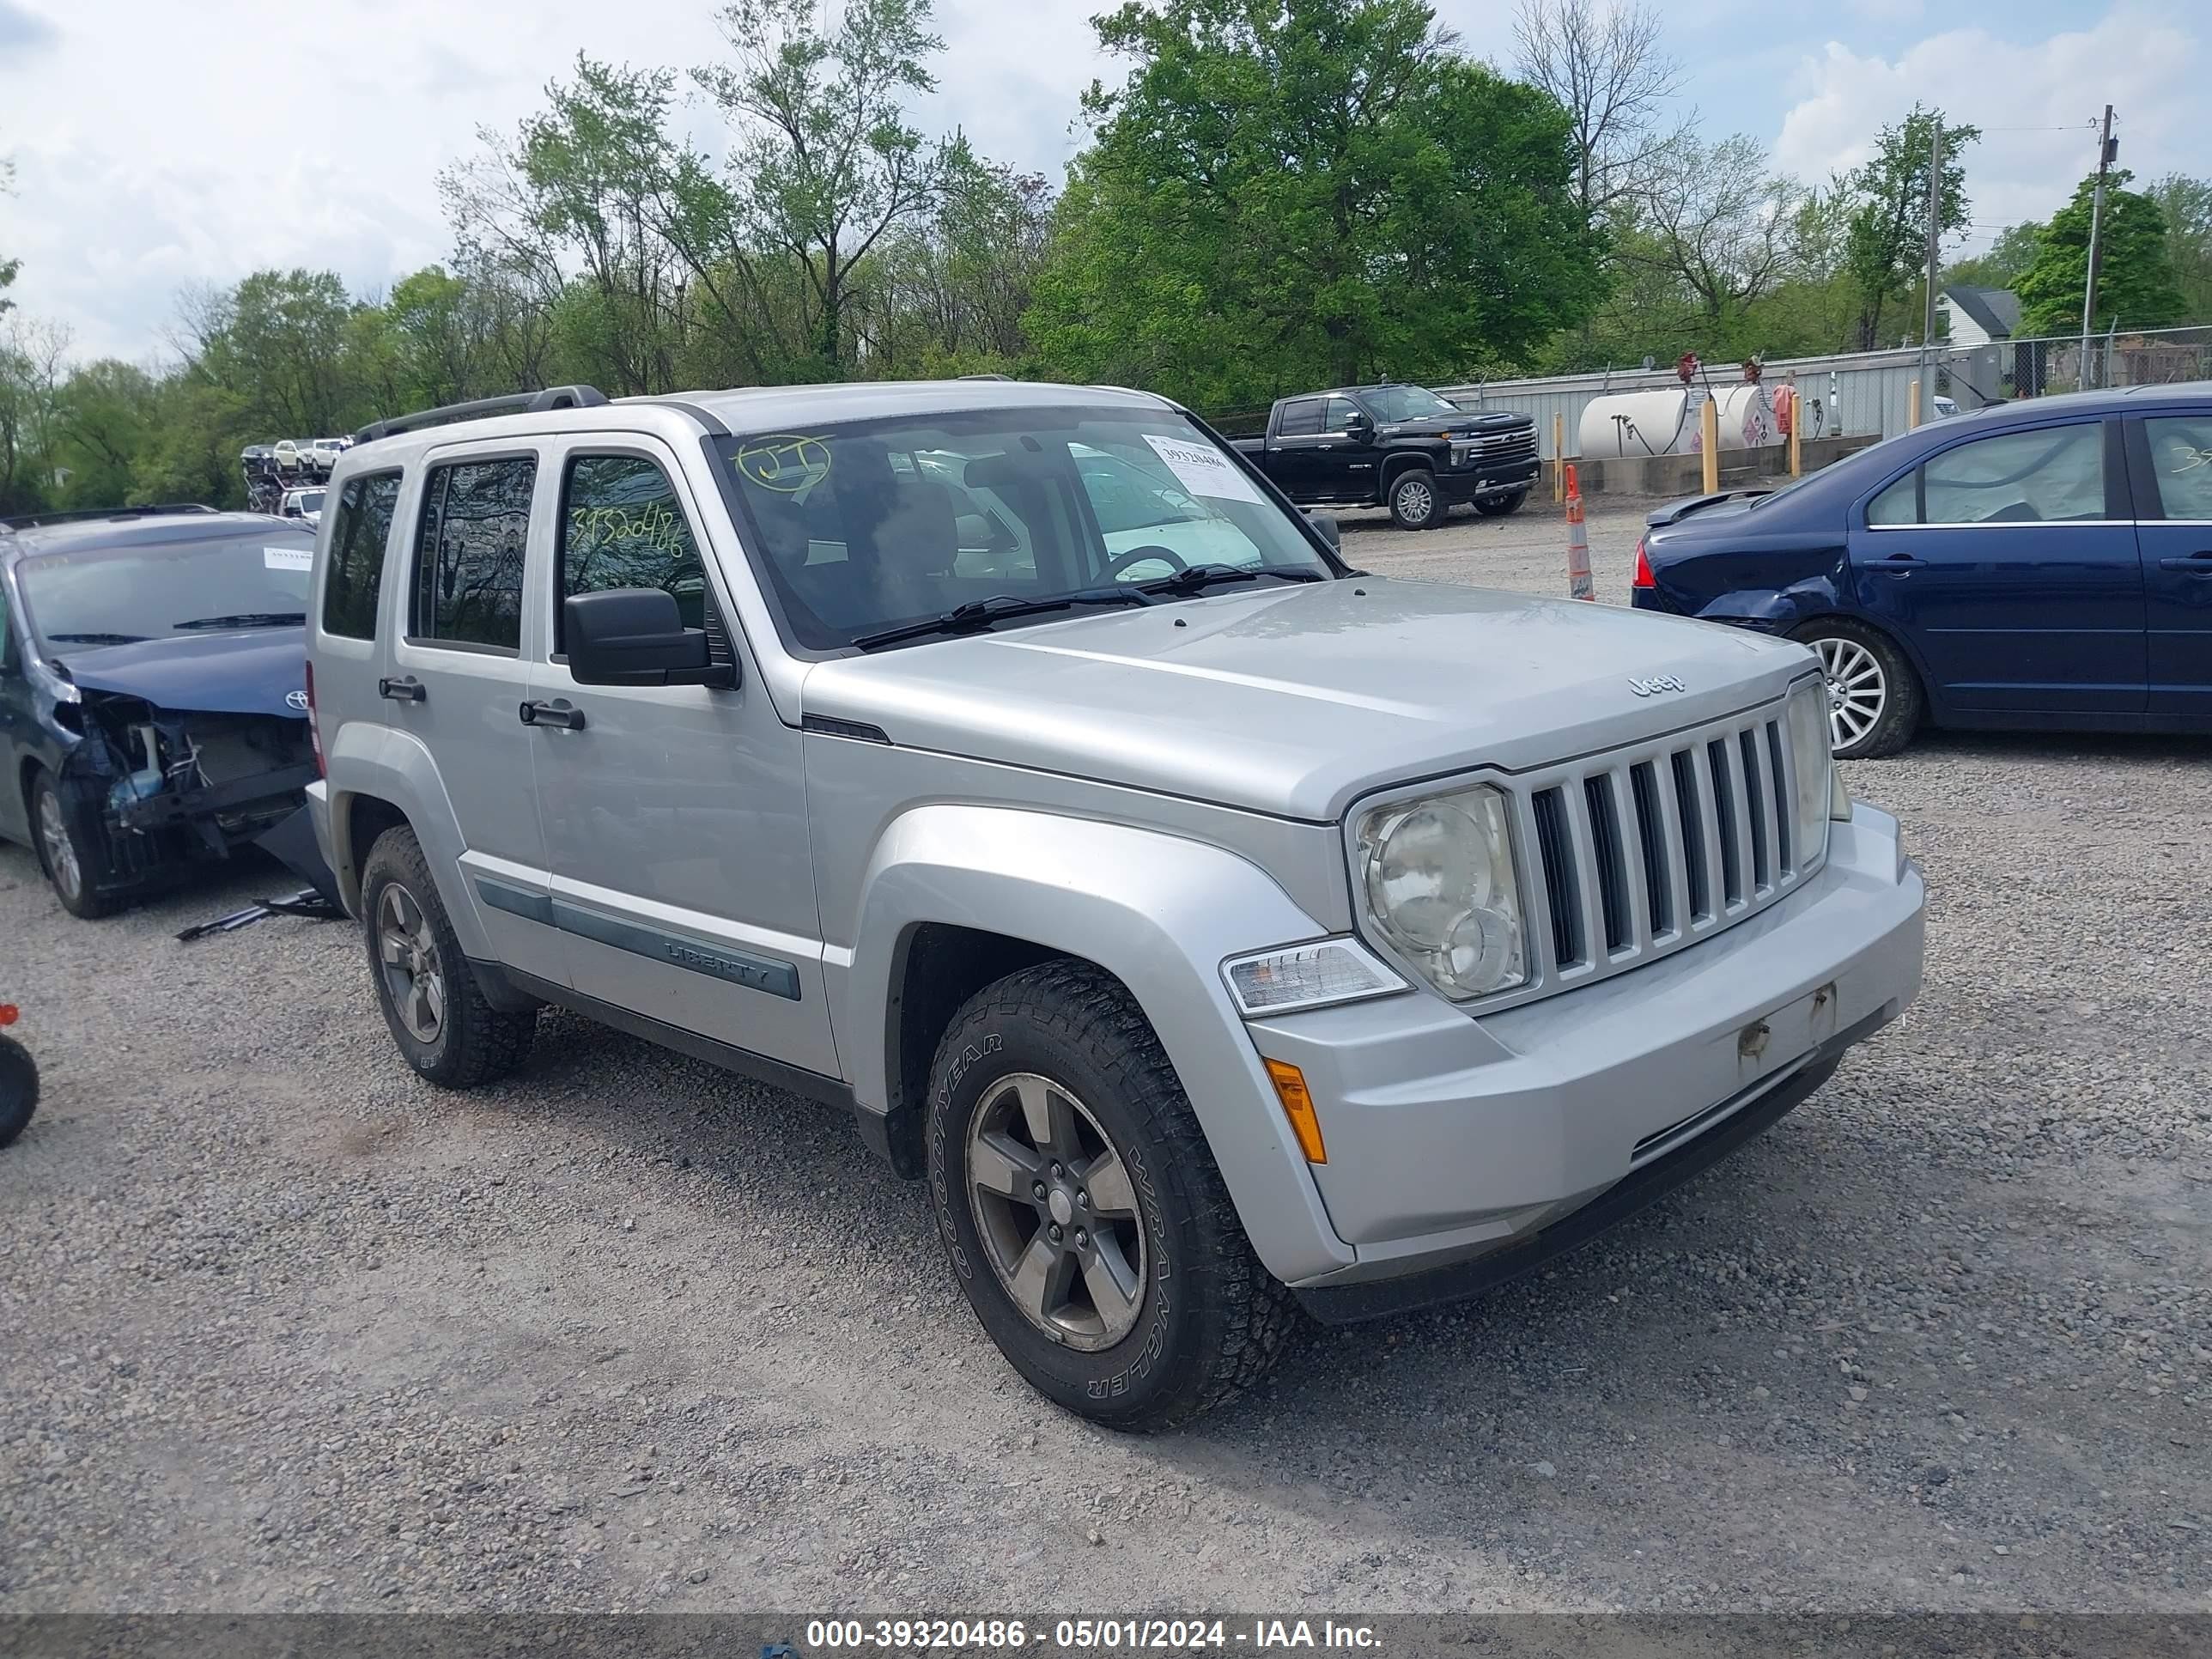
left=1921, top=424, right=2103, bottom=525
left=410, top=456, right=537, bottom=652
left=1865, top=423, right=2105, bottom=526
left=1276, top=398, right=1325, bottom=438
left=2141, top=416, right=2212, bottom=519
left=322, top=471, right=401, bottom=639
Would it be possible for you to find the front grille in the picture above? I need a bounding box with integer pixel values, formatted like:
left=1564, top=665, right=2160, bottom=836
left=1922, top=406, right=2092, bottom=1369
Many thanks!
left=1516, top=701, right=1812, bottom=993
left=1465, top=428, right=1538, bottom=469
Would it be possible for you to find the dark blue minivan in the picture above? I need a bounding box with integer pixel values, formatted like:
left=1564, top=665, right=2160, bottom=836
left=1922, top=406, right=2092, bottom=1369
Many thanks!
left=1632, top=385, right=2212, bottom=756
left=0, top=506, right=322, bottom=916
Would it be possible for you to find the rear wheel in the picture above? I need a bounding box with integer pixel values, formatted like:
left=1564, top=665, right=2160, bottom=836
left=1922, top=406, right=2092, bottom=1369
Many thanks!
left=29, top=774, right=122, bottom=920
left=1387, top=468, right=1443, bottom=530
left=359, top=826, right=534, bottom=1087
left=1474, top=489, right=1528, bottom=517
left=1794, top=620, right=1923, bottom=758
left=926, top=960, right=1295, bottom=1431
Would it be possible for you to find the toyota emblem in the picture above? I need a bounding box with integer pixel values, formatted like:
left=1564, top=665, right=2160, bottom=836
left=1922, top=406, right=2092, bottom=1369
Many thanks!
left=286, top=689, right=311, bottom=712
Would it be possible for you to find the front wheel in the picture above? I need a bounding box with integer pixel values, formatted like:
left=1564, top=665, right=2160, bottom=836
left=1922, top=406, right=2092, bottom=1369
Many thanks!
left=0, top=1035, right=38, bottom=1148
left=1387, top=468, right=1443, bottom=530
left=1473, top=489, right=1528, bottom=517
left=926, top=960, right=1295, bottom=1431
left=29, top=773, right=122, bottom=919
left=1794, top=620, right=1923, bottom=758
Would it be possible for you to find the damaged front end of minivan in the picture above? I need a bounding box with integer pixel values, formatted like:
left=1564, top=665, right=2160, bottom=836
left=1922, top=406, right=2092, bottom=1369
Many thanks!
left=41, top=634, right=329, bottom=906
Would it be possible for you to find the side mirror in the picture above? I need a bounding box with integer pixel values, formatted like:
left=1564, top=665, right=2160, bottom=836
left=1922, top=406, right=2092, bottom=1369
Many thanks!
left=1304, top=510, right=1341, bottom=551
left=565, top=588, right=736, bottom=690
left=1346, top=410, right=1374, bottom=436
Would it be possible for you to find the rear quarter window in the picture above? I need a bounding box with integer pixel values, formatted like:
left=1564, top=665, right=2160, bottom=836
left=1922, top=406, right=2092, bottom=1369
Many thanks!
left=322, top=471, right=402, bottom=639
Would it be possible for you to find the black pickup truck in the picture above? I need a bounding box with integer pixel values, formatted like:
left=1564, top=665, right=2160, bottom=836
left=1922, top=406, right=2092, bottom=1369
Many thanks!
left=1230, top=383, right=1540, bottom=530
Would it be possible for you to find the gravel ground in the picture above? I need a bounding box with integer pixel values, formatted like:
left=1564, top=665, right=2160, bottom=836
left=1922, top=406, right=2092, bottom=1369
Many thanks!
left=3, top=500, right=2209, bottom=1616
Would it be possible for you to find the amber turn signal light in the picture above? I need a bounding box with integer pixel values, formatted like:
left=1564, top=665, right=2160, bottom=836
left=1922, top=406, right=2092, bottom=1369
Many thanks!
left=1263, top=1059, right=1326, bottom=1164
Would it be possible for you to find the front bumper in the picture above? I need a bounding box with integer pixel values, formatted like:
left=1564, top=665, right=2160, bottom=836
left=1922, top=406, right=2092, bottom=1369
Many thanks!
left=1244, top=802, right=1923, bottom=1303
left=1437, top=455, right=1540, bottom=505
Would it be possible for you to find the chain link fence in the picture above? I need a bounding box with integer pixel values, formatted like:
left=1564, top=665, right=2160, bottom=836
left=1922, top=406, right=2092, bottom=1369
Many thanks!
left=1942, top=325, right=2212, bottom=405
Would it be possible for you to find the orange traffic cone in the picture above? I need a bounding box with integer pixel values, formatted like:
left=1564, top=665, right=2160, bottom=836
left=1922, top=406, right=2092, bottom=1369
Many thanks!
left=1565, top=464, right=1594, bottom=601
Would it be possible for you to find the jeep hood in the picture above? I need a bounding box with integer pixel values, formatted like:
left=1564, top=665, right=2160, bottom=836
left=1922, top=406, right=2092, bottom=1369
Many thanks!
left=49, top=627, right=307, bottom=720
left=800, top=579, right=1814, bottom=821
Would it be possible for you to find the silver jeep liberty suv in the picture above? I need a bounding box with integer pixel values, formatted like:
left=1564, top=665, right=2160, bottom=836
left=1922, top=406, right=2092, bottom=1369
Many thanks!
left=305, top=380, right=1925, bottom=1430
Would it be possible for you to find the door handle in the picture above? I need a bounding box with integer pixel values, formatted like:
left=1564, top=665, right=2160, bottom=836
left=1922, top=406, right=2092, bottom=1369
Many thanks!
left=2157, top=551, right=2212, bottom=572
left=378, top=675, right=425, bottom=703
left=519, top=699, right=585, bottom=731
left=1869, top=552, right=1925, bottom=572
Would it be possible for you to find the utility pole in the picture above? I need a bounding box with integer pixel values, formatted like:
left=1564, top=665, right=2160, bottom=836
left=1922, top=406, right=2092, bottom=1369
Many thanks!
left=2080, top=104, right=2115, bottom=391
left=1921, top=118, right=1943, bottom=408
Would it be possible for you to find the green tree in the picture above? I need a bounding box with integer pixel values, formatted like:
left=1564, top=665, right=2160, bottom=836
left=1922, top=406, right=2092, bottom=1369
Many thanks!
left=181, top=269, right=359, bottom=435
left=1843, top=105, right=1978, bottom=349
left=696, top=0, right=959, bottom=372
left=0, top=155, right=17, bottom=317
left=2145, top=173, right=2212, bottom=319
left=854, top=156, right=1053, bottom=374
left=2016, top=171, right=2187, bottom=337
left=51, top=360, right=160, bottom=507
left=1634, top=131, right=1803, bottom=327
left=1029, top=0, right=1602, bottom=411
left=0, top=317, right=65, bottom=513
left=1945, top=222, right=2040, bottom=293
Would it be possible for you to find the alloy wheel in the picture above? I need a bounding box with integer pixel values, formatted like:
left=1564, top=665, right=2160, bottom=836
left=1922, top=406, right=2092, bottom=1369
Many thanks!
left=1813, top=636, right=1887, bottom=751
left=1397, top=478, right=1433, bottom=521
left=966, top=1073, right=1146, bottom=1352
left=376, top=883, right=447, bottom=1044
left=35, top=791, right=82, bottom=903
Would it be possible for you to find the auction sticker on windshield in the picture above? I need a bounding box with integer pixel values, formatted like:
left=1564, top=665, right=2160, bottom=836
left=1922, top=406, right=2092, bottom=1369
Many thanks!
left=264, top=546, right=313, bottom=572
left=1145, top=433, right=1266, bottom=505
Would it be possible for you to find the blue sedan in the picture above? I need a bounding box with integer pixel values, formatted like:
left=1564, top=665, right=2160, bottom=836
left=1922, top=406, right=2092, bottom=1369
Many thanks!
left=1631, top=384, right=2212, bottom=756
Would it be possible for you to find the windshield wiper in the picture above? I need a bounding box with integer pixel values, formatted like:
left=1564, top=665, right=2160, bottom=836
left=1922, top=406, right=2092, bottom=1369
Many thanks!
left=170, top=611, right=307, bottom=631
left=42, top=631, right=149, bottom=646
left=852, top=588, right=1148, bottom=651
left=1135, top=563, right=1327, bottom=598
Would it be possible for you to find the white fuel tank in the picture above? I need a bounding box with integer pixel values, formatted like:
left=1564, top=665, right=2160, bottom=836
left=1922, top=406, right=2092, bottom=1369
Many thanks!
left=1578, top=386, right=1779, bottom=458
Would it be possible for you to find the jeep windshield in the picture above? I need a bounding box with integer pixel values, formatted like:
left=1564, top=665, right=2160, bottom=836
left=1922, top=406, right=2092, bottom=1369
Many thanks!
left=18, top=531, right=316, bottom=650
left=717, top=405, right=1334, bottom=651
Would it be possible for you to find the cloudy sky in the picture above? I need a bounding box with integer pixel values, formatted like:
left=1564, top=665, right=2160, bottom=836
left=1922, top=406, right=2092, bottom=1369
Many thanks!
left=0, top=0, right=2202, bottom=362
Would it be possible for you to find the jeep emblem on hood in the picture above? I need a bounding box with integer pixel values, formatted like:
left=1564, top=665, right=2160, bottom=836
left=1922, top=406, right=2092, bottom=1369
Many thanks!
left=1628, top=674, right=1686, bottom=697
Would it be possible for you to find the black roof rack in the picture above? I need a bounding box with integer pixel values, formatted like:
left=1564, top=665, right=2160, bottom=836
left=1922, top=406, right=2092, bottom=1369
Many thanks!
left=354, top=385, right=610, bottom=446
left=0, top=503, right=219, bottom=532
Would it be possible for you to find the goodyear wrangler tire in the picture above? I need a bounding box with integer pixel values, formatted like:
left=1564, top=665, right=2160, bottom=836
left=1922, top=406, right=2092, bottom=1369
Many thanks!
left=926, top=959, right=1295, bottom=1431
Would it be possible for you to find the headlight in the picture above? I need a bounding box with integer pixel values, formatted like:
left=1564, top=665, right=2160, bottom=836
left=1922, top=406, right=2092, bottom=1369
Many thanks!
left=1354, top=784, right=1526, bottom=1000
left=1786, top=678, right=1833, bottom=867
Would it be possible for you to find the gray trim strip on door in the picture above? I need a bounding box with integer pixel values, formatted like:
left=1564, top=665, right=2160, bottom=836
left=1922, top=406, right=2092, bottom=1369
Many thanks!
left=473, top=876, right=801, bottom=1001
